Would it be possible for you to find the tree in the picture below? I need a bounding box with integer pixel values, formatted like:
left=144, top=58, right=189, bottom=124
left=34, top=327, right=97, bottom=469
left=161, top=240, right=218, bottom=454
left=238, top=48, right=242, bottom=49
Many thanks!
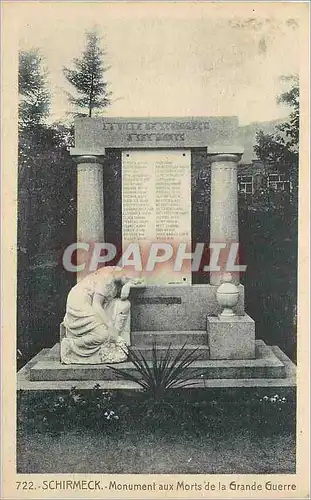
left=254, top=130, right=296, bottom=181
left=254, top=75, right=299, bottom=198
left=18, top=50, right=76, bottom=361
left=243, top=77, right=299, bottom=365
left=63, top=29, right=111, bottom=117
left=277, top=75, right=299, bottom=151
left=18, top=47, right=51, bottom=360
left=18, top=48, right=51, bottom=254
left=19, top=49, right=50, bottom=129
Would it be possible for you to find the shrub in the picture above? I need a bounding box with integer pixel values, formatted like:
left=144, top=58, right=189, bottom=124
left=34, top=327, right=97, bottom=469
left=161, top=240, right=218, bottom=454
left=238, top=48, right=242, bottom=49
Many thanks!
left=20, top=385, right=119, bottom=434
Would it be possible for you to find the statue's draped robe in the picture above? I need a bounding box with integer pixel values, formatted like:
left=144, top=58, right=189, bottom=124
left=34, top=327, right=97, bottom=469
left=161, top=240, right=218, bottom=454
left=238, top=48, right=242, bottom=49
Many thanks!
left=61, top=270, right=130, bottom=364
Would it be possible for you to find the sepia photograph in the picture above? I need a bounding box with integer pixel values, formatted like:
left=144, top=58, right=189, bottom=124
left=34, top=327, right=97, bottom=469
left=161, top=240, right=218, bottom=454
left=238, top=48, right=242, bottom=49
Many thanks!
left=1, top=1, right=309, bottom=498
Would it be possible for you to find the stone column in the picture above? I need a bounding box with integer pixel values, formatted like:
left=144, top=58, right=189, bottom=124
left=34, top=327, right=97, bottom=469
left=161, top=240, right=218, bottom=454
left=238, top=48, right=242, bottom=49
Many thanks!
left=70, top=150, right=106, bottom=279
left=76, top=155, right=105, bottom=243
left=208, top=147, right=243, bottom=286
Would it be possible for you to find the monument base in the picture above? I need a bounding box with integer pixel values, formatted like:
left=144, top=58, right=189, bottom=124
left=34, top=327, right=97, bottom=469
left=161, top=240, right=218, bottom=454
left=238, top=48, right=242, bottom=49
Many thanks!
left=17, top=339, right=296, bottom=392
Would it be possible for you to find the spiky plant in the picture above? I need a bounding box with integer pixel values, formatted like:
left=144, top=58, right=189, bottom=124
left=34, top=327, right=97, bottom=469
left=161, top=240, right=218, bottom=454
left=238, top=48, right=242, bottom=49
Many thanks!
left=108, top=342, right=204, bottom=402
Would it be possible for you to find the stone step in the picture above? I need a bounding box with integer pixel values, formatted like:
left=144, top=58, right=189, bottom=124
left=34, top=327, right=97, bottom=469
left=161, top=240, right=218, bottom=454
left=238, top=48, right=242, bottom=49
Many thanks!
left=29, top=341, right=286, bottom=382
left=47, top=342, right=209, bottom=361
left=130, top=344, right=210, bottom=361
left=131, top=330, right=208, bottom=346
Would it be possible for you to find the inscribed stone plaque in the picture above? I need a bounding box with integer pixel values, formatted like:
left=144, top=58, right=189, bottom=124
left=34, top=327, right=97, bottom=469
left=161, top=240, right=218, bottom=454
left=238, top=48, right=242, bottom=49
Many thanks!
left=122, top=150, right=191, bottom=285
left=75, top=116, right=238, bottom=149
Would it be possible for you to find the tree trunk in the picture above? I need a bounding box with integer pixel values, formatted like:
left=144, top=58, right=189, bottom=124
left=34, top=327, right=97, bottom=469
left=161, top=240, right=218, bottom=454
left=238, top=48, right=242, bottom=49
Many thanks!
left=89, top=72, right=94, bottom=117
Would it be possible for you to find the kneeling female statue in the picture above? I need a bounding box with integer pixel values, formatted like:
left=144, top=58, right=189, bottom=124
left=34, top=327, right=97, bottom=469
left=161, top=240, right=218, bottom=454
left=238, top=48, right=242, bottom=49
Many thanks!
left=60, top=267, right=142, bottom=364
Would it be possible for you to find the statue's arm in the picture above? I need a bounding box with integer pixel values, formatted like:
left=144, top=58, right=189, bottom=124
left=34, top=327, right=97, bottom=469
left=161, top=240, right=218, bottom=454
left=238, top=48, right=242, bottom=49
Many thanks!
left=120, top=277, right=144, bottom=300
left=120, top=282, right=131, bottom=300
left=92, top=293, right=118, bottom=336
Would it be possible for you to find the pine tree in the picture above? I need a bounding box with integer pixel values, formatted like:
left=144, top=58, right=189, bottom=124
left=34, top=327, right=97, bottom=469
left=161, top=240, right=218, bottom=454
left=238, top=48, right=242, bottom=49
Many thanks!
left=19, top=48, right=50, bottom=129
left=63, top=29, right=111, bottom=117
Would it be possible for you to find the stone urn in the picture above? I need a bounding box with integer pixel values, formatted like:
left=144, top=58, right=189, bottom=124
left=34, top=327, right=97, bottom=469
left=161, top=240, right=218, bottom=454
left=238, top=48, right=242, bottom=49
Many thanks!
left=216, top=273, right=239, bottom=317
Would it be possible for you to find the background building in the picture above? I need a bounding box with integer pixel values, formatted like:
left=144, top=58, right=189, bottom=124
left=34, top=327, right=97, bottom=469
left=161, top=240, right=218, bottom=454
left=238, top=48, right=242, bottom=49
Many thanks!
left=237, top=119, right=292, bottom=196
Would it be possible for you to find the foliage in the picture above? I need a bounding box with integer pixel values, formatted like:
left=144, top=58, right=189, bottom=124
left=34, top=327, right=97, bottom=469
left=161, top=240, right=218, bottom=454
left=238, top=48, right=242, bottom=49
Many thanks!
left=19, top=385, right=119, bottom=434
left=63, top=29, right=111, bottom=117
left=18, top=387, right=295, bottom=437
left=254, top=131, right=295, bottom=170
left=19, top=49, right=50, bottom=129
left=18, top=122, right=73, bottom=183
left=17, top=120, right=76, bottom=359
left=238, top=203, right=297, bottom=362
left=18, top=47, right=74, bottom=234
left=17, top=121, right=75, bottom=259
left=258, top=394, right=290, bottom=425
left=108, top=343, right=204, bottom=404
left=254, top=75, right=299, bottom=198
left=247, top=77, right=298, bottom=364
left=276, top=75, right=299, bottom=150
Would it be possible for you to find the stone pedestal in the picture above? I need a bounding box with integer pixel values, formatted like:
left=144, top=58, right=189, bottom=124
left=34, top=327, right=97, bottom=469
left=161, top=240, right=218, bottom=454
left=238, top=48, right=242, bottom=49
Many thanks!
left=207, top=314, right=255, bottom=360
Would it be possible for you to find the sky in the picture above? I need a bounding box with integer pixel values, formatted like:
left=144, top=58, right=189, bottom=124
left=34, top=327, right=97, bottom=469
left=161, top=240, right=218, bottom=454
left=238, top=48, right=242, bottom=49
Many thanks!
left=16, top=2, right=304, bottom=126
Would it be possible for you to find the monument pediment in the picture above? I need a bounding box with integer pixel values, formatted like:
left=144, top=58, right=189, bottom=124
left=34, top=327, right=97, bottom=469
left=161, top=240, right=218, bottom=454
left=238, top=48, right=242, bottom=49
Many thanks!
left=75, top=116, right=239, bottom=149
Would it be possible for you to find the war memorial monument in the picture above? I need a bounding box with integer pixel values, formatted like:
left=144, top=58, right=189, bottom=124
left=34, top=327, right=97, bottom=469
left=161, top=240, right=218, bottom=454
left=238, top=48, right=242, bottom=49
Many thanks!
left=17, top=116, right=296, bottom=390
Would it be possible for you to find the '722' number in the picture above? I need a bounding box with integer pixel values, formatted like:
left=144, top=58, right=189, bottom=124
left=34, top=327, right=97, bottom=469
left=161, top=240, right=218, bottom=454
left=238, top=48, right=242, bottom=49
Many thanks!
left=16, top=481, right=35, bottom=490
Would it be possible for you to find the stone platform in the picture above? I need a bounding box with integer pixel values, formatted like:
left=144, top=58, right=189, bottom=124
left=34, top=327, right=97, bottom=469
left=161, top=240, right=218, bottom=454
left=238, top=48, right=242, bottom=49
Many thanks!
left=17, top=338, right=296, bottom=391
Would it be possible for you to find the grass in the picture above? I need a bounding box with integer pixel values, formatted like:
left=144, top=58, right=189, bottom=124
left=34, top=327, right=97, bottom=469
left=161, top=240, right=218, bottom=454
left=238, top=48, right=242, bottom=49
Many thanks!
left=17, top=426, right=295, bottom=474
left=17, top=388, right=296, bottom=474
